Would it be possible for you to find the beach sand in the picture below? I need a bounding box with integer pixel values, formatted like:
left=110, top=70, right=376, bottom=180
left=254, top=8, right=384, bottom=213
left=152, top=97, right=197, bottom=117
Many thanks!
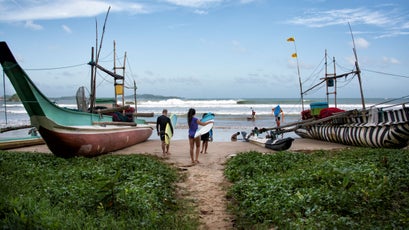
left=6, top=138, right=349, bottom=229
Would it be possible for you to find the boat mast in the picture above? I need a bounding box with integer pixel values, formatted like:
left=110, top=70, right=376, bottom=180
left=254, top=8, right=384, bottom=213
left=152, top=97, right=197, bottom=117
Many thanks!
left=323, top=49, right=337, bottom=107
left=295, top=43, right=304, bottom=111
left=90, top=46, right=95, bottom=113
left=325, top=50, right=328, bottom=103
left=332, top=56, right=337, bottom=107
left=287, top=37, right=304, bottom=111
left=349, top=22, right=365, bottom=110
left=134, top=80, right=137, bottom=116
left=89, top=6, right=111, bottom=113
left=113, top=40, right=126, bottom=110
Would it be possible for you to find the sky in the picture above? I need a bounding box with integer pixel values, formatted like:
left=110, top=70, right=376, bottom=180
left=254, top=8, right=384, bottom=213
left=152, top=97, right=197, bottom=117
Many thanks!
left=0, top=0, right=408, bottom=99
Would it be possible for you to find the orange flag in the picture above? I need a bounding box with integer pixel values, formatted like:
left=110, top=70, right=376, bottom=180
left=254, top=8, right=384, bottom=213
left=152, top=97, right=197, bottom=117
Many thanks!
left=291, top=53, right=297, bottom=58
left=287, top=37, right=295, bottom=42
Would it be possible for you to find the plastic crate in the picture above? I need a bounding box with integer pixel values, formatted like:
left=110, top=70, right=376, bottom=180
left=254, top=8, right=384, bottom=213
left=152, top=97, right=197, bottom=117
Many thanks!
left=310, top=102, right=328, bottom=116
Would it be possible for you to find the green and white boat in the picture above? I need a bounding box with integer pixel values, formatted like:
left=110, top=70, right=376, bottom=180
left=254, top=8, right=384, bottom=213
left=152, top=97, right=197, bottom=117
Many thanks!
left=0, top=41, right=153, bottom=157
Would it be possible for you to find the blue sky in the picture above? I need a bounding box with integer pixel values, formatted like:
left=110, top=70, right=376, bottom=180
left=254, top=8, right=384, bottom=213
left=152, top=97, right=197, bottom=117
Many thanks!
left=0, top=0, right=408, bottom=99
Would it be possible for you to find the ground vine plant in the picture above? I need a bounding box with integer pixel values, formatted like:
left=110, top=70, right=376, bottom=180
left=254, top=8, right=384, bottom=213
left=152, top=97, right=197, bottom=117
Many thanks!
left=0, top=152, right=198, bottom=229
left=225, top=148, right=409, bottom=229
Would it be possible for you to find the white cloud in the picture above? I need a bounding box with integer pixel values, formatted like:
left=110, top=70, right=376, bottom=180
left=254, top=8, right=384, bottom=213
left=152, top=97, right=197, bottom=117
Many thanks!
left=62, top=24, right=72, bottom=33
left=239, top=0, right=257, bottom=4
left=24, top=20, right=42, bottom=30
left=0, top=0, right=146, bottom=22
left=353, top=37, right=369, bottom=49
left=288, top=8, right=394, bottom=28
left=382, top=56, right=400, bottom=64
left=287, top=6, right=409, bottom=38
left=164, top=0, right=223, bottom=8
left=194, top=9, right=208, bottom=15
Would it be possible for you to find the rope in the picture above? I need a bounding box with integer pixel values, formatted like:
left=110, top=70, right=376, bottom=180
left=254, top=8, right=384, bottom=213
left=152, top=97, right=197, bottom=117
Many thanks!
left=25, top=63, right=87, bottom=71
left=362, top=68, right=409, bottom=79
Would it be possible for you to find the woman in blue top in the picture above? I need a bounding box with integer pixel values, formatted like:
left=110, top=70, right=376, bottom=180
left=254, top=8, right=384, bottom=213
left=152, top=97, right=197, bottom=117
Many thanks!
left=187, top=108, right=212, bottom=164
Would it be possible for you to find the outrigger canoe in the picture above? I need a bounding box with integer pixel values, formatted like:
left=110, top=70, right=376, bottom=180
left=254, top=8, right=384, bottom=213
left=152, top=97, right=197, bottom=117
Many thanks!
left=0, top=42, right=153, bottom=157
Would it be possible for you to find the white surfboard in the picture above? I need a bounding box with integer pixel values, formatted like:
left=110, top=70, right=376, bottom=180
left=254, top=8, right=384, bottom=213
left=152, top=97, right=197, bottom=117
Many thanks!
left=194, top=120, right=214, bottom=138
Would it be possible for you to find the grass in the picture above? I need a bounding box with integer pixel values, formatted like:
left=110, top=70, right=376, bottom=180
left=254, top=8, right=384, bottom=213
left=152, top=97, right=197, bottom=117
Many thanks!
left=225, top=148, right=409, bottom=229
left=3, top=147, right=409, bottom=229
left=0, top=151, right=198, bottom=229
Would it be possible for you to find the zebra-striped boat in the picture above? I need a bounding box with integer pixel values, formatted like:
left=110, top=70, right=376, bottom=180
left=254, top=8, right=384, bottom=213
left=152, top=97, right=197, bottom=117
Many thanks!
left=295, top=105, right=409, bottom=149
left=292, top=26, right=409, bottom=149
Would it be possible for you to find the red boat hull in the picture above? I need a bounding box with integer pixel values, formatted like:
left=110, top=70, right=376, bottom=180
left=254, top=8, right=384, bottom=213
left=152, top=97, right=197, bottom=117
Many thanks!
left=39, top=125, right=153, bottom=157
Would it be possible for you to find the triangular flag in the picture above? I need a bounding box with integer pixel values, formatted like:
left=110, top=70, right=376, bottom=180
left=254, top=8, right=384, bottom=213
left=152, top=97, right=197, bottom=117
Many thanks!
left=291, top=53, right=297, bottom=58
left=287, top=37, right=295, bottom=42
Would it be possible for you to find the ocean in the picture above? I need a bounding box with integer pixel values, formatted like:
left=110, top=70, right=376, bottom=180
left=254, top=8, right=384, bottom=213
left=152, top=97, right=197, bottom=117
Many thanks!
left=0, top=97, right=402, bottom=142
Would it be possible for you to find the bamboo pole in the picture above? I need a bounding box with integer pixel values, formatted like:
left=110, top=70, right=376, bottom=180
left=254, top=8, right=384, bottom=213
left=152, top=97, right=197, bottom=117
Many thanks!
left=1, top=124, right=33, bottom=133
left=95, top=105, right=130, bottom=114
left=92, top=121, right=136, bottom=126
left=259, top=110, right=355, bottom=134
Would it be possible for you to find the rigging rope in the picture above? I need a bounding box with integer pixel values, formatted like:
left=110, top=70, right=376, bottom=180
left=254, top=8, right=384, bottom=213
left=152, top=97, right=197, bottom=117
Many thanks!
left=362, top=68, right=409, bottom=79
left=372, top=94, right=409, bottom=105
left=25, top=63, right=87, bottom=71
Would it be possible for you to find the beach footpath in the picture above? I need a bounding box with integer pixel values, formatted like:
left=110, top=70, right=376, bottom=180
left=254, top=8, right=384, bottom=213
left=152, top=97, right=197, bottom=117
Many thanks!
left=5, top=139, right=348, bottom=229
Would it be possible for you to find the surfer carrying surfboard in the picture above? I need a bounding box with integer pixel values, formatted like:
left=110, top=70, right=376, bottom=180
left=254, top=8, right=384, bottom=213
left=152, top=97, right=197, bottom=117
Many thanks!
left=187, top=108, right=213, bottom=164
left=156, top=109, right=173, bottom=157
left=273, top=105, right=284, bottom=127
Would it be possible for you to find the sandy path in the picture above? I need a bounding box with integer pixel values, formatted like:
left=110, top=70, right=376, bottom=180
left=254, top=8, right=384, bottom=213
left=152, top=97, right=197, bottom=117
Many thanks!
left=8, top=139, right=348, bottom=229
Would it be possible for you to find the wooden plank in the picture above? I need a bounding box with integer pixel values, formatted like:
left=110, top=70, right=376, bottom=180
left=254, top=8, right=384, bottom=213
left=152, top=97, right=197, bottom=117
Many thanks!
left=95, top=105, right=130, bottom=114
left=133, top=112, right=154, bottom=117
left=0, top=125, right=32, bottom=133
left=92, top=121, right=136, bottom=126
left=260, top=110, right=356, bottom=134
left=0, top=138, right=44, bottom=150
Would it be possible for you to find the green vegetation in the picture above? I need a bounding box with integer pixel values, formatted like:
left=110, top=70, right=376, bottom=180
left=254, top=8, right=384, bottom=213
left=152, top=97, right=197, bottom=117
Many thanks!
left=225, top=148, right=409, bottom=229
left=0, top=152, right=198, bottom=229
left=7, top=93, right=20, bottom=102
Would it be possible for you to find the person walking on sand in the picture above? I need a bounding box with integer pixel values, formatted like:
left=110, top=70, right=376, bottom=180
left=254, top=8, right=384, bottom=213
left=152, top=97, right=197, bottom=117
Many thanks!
left=156, top=109, right=173, bottom=157
left=200, top=113, right=213, bottom=154
left=188, top=108, right=212, bottom=164
left=273, top=105, right=284, bottom=127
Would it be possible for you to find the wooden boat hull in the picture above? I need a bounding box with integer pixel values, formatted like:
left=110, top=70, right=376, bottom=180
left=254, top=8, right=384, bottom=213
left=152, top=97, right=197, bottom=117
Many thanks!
left=246, top=135, right=294, bottom=151
left=39, top=123, right=152, bottom=157
left=295, top=108, right=409, bottom=149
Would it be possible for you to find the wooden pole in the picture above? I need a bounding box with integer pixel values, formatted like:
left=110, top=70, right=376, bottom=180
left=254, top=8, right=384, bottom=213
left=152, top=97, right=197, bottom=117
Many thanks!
left=89, top=47, right=95, bottom=113
left=349, top=22, right=365, bottom=110
left=2, top=70, right=7, bottom=124
left=114, top=40, right=117, bottom=105
left=293, top=40, right=304, bottom=111
left=134, top=80, right=137, bottom=117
